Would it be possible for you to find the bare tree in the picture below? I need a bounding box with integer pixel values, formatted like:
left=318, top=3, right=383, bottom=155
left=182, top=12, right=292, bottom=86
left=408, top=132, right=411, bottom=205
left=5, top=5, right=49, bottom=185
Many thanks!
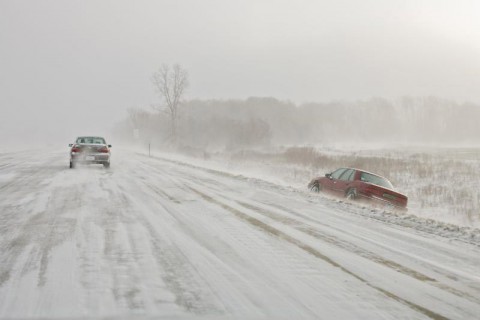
left=151, top=64, right=189, bottom=143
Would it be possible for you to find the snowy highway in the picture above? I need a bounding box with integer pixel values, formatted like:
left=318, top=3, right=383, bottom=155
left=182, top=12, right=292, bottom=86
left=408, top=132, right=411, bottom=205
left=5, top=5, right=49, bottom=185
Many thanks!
left=1, top=149, right=480, bottom=319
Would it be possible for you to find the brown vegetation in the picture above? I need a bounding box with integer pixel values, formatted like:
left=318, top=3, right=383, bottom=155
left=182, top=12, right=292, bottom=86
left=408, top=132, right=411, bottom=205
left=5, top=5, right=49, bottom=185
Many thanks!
left=227, top=146, right=480, bottom=225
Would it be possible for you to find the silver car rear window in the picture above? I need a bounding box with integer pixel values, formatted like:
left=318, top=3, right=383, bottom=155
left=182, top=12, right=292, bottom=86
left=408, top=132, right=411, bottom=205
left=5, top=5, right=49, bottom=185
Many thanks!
left=76, top=137, right=106, bottom=144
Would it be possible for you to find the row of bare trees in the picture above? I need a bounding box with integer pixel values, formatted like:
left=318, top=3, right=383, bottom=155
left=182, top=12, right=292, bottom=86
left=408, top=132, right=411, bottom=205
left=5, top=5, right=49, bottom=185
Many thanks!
left=118, top=64, right=480, bottom=151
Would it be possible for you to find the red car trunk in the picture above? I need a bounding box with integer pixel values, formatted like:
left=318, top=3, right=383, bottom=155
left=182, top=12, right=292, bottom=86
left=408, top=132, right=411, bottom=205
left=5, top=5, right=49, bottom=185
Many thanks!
left=360, top=183, right=408, bottom=208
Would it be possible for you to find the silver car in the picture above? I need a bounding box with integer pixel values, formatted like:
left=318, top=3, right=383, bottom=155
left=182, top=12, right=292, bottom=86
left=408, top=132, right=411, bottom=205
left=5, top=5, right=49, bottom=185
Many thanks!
left=69, top=136, right=111, bottom=168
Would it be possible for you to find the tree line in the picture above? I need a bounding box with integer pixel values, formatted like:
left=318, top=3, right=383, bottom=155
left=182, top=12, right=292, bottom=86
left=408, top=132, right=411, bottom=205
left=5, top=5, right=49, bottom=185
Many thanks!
left=114, top=64, right=480, bottom=150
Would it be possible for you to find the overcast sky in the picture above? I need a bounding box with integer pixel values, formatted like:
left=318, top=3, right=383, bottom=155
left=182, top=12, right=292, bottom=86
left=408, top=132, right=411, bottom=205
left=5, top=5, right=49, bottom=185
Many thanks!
left=1, top=0, right=479, bottom=144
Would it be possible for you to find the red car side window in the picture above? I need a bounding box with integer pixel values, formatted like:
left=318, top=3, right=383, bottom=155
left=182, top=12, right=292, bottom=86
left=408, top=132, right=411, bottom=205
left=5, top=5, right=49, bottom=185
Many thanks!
left=331, top=168, right=347, bottom=180
left=339, top=169, right=355, bottom=181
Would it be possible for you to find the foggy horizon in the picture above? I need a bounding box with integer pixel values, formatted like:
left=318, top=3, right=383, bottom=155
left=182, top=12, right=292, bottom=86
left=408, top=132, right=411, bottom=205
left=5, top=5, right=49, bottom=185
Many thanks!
left=1, top=0, right=480, bottom=145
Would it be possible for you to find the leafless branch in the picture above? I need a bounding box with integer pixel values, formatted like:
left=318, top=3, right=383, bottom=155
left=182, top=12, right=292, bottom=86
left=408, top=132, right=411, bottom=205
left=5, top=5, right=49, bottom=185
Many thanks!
left=151, top=64, right=189, bottom=143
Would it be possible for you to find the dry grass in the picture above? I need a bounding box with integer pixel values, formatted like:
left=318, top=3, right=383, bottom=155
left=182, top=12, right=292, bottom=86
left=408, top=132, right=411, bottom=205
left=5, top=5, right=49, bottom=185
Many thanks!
left=229, top=146, right=480, bottom=226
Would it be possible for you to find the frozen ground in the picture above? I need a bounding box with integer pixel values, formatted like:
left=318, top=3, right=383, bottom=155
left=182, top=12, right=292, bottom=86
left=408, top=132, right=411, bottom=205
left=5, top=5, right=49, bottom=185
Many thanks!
left=1, top=149, right=480, bottom=319
left=161, top=146, right=480, bottom=228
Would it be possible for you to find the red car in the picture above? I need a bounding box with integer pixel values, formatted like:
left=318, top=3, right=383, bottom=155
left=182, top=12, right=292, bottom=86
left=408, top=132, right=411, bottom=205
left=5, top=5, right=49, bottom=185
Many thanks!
left=308, top=168, right=408, bottom=209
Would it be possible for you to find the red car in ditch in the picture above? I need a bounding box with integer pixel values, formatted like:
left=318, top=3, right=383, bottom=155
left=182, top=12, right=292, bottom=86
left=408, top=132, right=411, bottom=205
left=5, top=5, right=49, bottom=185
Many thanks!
left=308, top=168, right=408, bottom=209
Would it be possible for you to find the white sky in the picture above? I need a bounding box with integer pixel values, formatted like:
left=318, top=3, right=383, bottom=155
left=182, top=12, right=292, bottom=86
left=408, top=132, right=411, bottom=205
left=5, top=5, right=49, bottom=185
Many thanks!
left=1, top=0, right=480, bottom=144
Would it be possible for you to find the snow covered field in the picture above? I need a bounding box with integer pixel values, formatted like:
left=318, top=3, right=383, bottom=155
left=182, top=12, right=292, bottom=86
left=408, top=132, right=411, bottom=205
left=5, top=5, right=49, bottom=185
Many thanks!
left=1, top=149, right=480, bottom=319
left=164, top=146, right=480, bottom=228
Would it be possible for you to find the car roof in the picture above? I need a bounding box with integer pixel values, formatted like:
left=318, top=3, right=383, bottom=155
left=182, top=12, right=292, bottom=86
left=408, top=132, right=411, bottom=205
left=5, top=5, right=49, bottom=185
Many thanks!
left=77, top=136, right=105, bottom=139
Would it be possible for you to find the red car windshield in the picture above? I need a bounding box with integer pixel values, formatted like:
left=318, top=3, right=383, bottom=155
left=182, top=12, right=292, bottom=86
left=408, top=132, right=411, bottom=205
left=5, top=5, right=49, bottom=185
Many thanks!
left=360, top=172, right=394, bottom=190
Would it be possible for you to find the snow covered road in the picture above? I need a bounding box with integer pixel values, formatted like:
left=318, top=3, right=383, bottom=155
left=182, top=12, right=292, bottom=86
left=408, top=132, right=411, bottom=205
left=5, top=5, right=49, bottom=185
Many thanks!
left=0, top=149, right=479, bottom=319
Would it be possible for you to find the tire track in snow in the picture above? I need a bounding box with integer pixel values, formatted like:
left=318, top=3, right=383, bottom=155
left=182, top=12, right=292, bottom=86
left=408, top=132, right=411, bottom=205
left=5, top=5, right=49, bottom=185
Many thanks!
left=106, top=172, right=224, bottom=315
left=0, top=167, right=79, bottom=289
left=131, top=166, right=353, bottom=318
left=158, top=155, right=480, bottom=304
left=184, top=177, right=480, bottom=316
left=261, top=200, right=480, bottom=291
left=236, top=200, right=480, bottom=303
left=131, top=159, right=385, bottom=318
left=96, top=185, right=146, bottom=312
left=187, top=186, right=449, bottom=320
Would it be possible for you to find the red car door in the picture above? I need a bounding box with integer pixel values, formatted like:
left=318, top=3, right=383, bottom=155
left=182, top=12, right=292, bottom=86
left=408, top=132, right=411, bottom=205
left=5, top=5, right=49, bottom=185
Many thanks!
left=323, top=168, right=348, bottom=193
left=332, top=168, right=355, bottom=196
